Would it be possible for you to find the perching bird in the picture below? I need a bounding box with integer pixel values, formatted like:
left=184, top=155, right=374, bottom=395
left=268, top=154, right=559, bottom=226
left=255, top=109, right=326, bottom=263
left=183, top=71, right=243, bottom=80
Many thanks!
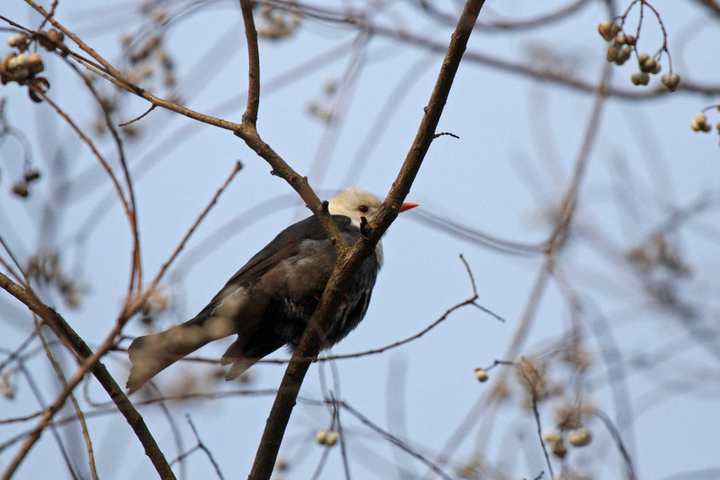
left=126, top=187, right=417, bottom=392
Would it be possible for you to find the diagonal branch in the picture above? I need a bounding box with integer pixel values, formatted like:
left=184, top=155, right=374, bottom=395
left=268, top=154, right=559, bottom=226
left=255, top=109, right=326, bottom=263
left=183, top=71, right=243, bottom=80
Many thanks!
left=245, top=0, right=487, bottom=479
left=34, top=318, right=99, bottom=480
left=0, top=272, right=176, bottom=480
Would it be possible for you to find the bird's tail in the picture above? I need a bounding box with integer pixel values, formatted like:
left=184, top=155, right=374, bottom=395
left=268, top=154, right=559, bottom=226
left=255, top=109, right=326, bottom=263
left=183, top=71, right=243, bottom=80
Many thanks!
left=126, top=315, right=235, bottom=393
left=219, top=340, right=260, bottom=381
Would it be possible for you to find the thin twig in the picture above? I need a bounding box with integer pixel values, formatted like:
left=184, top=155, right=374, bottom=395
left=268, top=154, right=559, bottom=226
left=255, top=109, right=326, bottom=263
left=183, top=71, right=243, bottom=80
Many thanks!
left=144, top=161, right=243, bottom=300
left=119, top=104, right=157, bottom=127
left=35, top=0, right=57, bottom=31
left=154, top=391, right=186, bottom=480
left=415, top=0, right=590, bottom=31
left=186, top=416, right=225, bottom=480
left=340, top=400, right=453, bottom=480
left=309, top=442, right=333, bottom=480
left=25, top=0, right=135, bottom=89
left=0, top=235, right=28, bottom=286
left=332, top=393, right=352, bottom=480
left=0, top=389, right=284, bottom=451
left=0, top=333, right=35, bottom=370
left=64, top=59, right=142, bottom=301
left=326, top=300, right=477, bottom=360
left=528, top=386, right=554, bottom=479
left=595, top=409, right=638, bottom=480
left=23, top=85, right=134, bottom=252
left=15, top=6, right=243, bottom=132
left=34, top=319, right=99, bottom=480
left=12, top=363, right=79, bottom=478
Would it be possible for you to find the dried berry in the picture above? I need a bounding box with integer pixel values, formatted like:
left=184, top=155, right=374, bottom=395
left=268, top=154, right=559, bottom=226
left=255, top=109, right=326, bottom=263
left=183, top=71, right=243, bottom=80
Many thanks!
left=598, top=22, right=621, bottom=41
left=661, top=73, right=680, bottom=92
left=28, top=53, right=44, bottom=75
left=11, top=182, right=29, bottom=198
left=474, top=367, right=489, bottom=382
left=24, top=170, right=41, bottom=182
left=551, top=439, right=567, bottom=458
left=631, top=72, right=649, bottom=86
left=568, top=427, right=593, bottom=447
left=606, top=45, right=619, bottom=62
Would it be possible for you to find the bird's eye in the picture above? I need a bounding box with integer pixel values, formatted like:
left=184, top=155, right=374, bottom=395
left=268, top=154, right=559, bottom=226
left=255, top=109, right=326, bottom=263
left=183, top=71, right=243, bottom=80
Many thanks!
left=358, top=205, right=369, bottom=214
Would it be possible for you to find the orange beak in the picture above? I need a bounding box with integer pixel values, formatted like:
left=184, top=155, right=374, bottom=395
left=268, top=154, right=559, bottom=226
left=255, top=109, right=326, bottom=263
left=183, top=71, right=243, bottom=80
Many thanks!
left=399, top=203, right=419, bottom=212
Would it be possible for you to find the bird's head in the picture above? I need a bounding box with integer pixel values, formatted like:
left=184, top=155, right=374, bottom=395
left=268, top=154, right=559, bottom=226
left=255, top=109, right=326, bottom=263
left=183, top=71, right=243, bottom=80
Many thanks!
left=328, top=187, right=418, bottom=228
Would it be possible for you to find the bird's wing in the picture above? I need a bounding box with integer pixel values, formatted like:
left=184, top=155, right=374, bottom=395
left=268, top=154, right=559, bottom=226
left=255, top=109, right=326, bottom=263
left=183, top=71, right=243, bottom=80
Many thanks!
left=126, top=214, right=355, bottom=392
left=226, top=214, right=350, bottom=287
left=203, top=214, right=355, bottom=377
left=193, top=214, right=353, bottom=319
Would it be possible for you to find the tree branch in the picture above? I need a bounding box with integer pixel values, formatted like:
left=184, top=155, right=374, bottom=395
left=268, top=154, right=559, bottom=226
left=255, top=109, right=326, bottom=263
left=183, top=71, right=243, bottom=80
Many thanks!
left=239, top=0, right=261, bottom=127
left=0, top=272, right=176, bottom=480
left=234, top=0, right=348, bottom=254
left=246, top=0, right=487, bottom=478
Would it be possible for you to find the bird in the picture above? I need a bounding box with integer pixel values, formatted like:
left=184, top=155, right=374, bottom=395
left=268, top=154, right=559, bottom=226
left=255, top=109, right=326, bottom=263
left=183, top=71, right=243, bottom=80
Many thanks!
left=126, top=187, right=417, bottom=393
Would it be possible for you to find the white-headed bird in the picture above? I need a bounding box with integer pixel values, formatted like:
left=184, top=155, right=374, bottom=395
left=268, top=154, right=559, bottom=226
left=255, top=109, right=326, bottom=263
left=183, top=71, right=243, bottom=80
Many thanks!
left=126, top=187, right=417, bottom=392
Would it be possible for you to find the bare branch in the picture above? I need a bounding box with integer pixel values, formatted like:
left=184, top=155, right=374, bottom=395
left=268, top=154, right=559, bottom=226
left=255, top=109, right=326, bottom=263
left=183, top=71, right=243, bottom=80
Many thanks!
left=340, top=400, right=454, bottom=480
left=142, top=161, right=244, bottom=306
left=522, top=370, right=555, bottom=479
left=0, top=272, right=176, bottom=480
left=246, top=0, right=488, bottom=478
left=595, top=410, right=638, bottom=480
left=34, top=319, right=99, bottom=480
left=185, top=416, right=225, bottom=480
left=239, top=0, right=261, bottom=127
